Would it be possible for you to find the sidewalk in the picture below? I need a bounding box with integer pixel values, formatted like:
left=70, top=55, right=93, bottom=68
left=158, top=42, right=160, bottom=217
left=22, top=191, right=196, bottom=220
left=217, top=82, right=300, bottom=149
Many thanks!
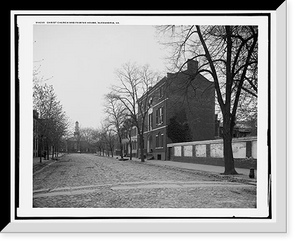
left=33, top=153, right=65, bottom=174
left=33, top=153, right=65, bottom=165
left=130, top=157, right=257, bottom=183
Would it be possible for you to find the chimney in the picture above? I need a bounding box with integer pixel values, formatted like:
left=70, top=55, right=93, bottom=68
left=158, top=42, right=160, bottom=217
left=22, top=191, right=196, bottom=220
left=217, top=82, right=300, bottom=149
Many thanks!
left=187, top=59, right=198, bottom=74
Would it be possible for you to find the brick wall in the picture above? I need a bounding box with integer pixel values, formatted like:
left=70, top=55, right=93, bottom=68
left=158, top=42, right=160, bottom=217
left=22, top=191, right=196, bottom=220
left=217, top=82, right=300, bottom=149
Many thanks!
left=166, top=72, right=215, bottom=141
left=167, top=137, right=257, bottom=169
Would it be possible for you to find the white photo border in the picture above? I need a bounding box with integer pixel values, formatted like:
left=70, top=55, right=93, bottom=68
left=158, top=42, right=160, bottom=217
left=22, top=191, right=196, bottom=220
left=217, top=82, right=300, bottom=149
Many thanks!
left=18, top=13, right=268, bottom=219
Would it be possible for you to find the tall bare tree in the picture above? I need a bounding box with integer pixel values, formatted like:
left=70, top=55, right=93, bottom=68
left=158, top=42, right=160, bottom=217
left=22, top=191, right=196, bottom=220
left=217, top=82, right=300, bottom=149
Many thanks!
left=79, top=127, right=96, bottom=152
left=111, top=63, right=160, bottom=162
left=157, top=25, right=258, bottom=174
left=121, top=117, right=134, bottom=160
left=103, top=92, right=127, bottom=159
left=33, top=82, right=69, bottom=161
left=101, top=122, right=117, bottom=157
left=90, top=127, right=103, bottom=155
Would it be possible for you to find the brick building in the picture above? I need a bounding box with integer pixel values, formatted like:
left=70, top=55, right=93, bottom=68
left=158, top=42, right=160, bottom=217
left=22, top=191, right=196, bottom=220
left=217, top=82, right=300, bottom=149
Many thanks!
left=138, top=59, right=215, bottom=160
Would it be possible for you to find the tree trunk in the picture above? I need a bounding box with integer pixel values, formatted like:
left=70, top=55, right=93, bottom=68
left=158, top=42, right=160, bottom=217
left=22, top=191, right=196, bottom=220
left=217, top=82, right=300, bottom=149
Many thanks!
left=129, top=139, right=132, bottom=160
left=46, top=142, right=49, bottom=160
left=222, top=135, right=238, bottom=174
left=119, top=136, right=123, bottom=159
left=140, top=134, right=145, bottom=162
left=39, top=137, right=42, bottom=163
left=52, top=145, right=54, bottom=159
left=222, top=114, right=238, bottom=175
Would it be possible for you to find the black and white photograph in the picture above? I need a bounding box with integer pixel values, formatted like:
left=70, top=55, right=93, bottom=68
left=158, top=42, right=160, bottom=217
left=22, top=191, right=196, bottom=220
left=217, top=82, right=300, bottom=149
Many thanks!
left=32, top=23, right=259, bottom=209
left=5, top=7, right=288, bottom=233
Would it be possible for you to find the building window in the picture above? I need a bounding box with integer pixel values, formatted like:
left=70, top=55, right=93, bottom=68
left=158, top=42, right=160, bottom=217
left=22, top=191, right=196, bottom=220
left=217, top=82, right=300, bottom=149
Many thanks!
left=156, top=133, right=160, bottom=148
left=156, top=107, right=164, bottom=126
left=131, top=127, right=137, bottom=137
left=159, top=107, right=164, bottom=124
left=159, top=86, right=164, bottom=98
left=155, top=132, right=164, bottom=148
left=161, top=134, right=164, bottom=147
left=148, top=97, right=153, bottom=105
left=148, top=113, right=153, bottom=131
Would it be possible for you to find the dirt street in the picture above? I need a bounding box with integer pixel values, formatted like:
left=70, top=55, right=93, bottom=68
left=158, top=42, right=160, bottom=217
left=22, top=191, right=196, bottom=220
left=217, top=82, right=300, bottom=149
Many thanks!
left=33, top=153, right=256, bottom=208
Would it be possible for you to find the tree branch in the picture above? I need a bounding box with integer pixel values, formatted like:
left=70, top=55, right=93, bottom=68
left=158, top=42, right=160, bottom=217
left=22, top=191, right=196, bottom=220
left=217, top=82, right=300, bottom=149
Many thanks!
left=195, top=25, right=225, bottom=111
left=231, top=32, right=258, bottom=120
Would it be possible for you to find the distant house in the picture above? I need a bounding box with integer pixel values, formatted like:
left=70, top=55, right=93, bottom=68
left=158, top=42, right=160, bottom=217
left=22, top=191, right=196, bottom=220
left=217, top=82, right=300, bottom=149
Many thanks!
left=122, top=126, right=138, bottom=158
left=136, top=59, right=215, bottom=160
left=216, top=119, right=257, bottom=138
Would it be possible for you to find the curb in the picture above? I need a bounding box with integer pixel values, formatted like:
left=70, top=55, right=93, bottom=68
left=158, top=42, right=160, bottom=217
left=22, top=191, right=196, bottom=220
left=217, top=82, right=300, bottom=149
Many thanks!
left=129, top=159, right=257, bottom=185
left=33, top=154, right=66, bottom=175
left=92, top=155, right=257, bottom=185
left=33, top=160, right=57, bottom=175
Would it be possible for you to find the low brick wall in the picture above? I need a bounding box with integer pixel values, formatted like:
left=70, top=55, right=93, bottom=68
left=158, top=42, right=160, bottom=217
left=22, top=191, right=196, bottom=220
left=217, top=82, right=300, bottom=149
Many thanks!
left=167, top=137, right=257, bottom=169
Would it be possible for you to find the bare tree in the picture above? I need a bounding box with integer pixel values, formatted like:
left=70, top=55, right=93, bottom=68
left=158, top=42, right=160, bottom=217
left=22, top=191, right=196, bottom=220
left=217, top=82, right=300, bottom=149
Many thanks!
left=90, top=128, right=102, bottom=155
left=33, top=82, right=69, bottom=161
left=157, top=25, right=258, bottom=174
left=121, top=117, right=134, bottom=160
left=79, top=127, right=97, bottom=152
left=111, top=63, right=160, bottom=162
left=103, top=92, right=127, bottom=159
left=33, top=60, right=53, bottom=85
left=33, top=61, right=70, bottom=161
left=101, top=122, right=117, bottom=157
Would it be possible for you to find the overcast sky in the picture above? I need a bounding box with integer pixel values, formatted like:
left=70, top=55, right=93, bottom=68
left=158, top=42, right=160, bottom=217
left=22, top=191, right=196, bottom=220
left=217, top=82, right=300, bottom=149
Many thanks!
left=33, top=25, right=170, bottom=129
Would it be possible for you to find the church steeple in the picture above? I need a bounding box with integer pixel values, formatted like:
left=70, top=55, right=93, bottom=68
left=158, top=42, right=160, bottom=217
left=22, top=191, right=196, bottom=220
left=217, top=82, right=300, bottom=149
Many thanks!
left=74, top=121, right=80, bottom=137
